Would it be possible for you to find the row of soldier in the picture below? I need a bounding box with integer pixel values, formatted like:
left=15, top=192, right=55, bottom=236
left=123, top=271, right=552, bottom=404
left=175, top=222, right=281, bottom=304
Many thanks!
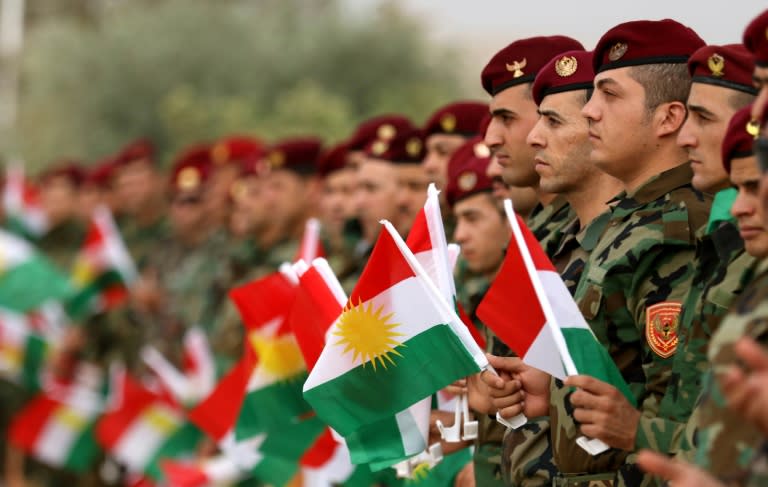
left=4, top=8, right=768, bottom=487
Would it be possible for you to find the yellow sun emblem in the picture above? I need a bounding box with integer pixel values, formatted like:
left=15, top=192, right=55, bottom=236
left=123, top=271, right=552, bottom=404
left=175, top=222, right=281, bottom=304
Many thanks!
left=408, top=462, right=431, bottom=483
left=250, top=333, right=306, bottom=381
left=333, top=299, right=404, bottom=370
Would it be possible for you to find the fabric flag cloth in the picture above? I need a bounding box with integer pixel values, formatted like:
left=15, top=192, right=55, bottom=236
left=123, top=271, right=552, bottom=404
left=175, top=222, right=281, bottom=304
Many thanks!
left=161, top=455, right=245, bottom=487
left=66, top=206, right=137, bottom=320
left=141, top=326, right=216, bottom=407
left=706, top=187, right=738, bottom=234
left=8, top=381, right=103, bottom=473
left=0, top=304, right=64, bottom=390
left=95, top=374, right=200, bottom=480
left=0, top=230, right=73, bottom=313
left=2, top=164, right=49, bottom=239
left=303, top=220, right=486, bottom=466
left=295, top=217, right=326, bottom=263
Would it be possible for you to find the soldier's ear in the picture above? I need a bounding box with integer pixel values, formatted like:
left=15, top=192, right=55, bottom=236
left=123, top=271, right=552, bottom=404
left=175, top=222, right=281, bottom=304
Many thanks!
left=654, top=101, right=687, bottom=138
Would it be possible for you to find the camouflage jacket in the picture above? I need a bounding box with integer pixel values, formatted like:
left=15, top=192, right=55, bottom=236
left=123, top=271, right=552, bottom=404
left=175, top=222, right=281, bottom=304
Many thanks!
left=684, top=261, right=768, bottom=482
left=36, top=218, right=85, bottom=272
left=528, top=195, right=575, bottom=258
left=551, top=212, right=610, bottom=295
left=635, top=220, right=757, bottom=457
left=118, top=214, right=169, bottom=270
left=549, top=163, right=711, bottom=478
left=746, top=441, right=768, bottom=487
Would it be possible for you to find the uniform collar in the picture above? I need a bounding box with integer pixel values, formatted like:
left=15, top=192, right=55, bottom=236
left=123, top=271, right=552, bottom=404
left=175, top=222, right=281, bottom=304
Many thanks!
left=622, top=162, right=694, bottom=206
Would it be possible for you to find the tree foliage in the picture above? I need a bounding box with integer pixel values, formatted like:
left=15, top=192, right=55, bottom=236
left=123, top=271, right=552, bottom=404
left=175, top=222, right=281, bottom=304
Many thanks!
left=15, top=0, right=466, bottom=170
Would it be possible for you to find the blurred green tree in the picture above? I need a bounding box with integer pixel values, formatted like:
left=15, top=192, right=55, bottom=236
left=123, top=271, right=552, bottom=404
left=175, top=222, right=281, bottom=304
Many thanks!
left=14, top=0, right=468, bottom=171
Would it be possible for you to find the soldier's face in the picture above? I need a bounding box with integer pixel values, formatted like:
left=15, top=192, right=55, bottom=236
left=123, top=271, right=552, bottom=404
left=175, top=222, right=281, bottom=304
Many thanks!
left=320, top=168, right=357, bottom=236
left=485, top=155, right=511, bottom=202
left=39, top=176, right=77, bottom=225
left=114, top=160, right=158, bottom=215
left=423, top=134, right=466, bottom=189
left=355, top=159, right=400, bottom=241
left=262, top=170, right=310, bottom=230
left=527, top=90, right=595, bottom=195
left=731, top=156, right=768, bottom=258
left=582, top=67, right=656, bottom=184
left=751, top=65, right=768, bottom=123
left=484, top=84, right=540, bottom=188
left=678, top=83, right=738, bottom=193
left=169, top=191, right=207, bottom=237
left=232, top=176, right=266, bottom=235
left=453, top=193, right=510, bottom=277
left=395, top=163, right=430, bottom=236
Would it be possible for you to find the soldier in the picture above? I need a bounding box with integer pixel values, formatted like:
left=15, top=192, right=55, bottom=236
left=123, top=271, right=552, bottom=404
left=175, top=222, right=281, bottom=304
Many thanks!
left=393, top=131, right=430, bottom=236
left=422, top=101, right=488, bottom=191
left=111, top=138, right=169, bottom=268
left=36, top=162, right=87, bottom=270
left=528, top=20, right=708, bottom=486
left=78, top=158, right=118, bottom=219
left=208, top=136, right=264, bottom=232
left=481, top=36, right=583, bottom=256
left=344, top=115, right=414, bottom=170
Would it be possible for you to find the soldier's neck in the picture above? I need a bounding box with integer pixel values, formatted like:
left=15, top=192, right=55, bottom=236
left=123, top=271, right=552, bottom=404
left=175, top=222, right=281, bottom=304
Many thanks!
left=536, top=187, right=557, bottom=207
left=621, top=145, right=689, bottom=193
left=135, top=197, right=166, bottom=228
left=567, top=173, right=623, bottom=227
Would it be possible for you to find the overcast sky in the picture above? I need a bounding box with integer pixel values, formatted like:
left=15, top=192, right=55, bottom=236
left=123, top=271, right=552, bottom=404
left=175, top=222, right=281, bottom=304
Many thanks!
left=346, top=1, right=766, bottom=94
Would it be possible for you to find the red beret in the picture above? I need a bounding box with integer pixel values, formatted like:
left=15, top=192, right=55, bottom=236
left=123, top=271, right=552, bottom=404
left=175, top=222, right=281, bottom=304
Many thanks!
left=445, top=137, right=493, bottom=208
left=743, top=9, right=768, bottom=67
left=481, top=36, right=584, bottom=96
left=317, top=143, right=349, bottom=178
left=39, top=161, right=86, bottom=187
left=346, top=115, right=414, bottom=151
left=688, top=44, right=758, bottom=95
left=422, top=101, right=488, bottom=138
left=84, top=158, right=116, bottom=189
left=169, top=144, right=212, bottom=193
left=264, top=137, right=323, bottom=175
left=364, top=129, right=425, bottom=164
left=722, top=105, right=759, bottom=173
left=113, top=138, right=155, bottom=167
left=593, top=19, right=705, bottom=73
left=210, top=136, right=264, bottom=168
left=532, top=50, right=595, bottom=105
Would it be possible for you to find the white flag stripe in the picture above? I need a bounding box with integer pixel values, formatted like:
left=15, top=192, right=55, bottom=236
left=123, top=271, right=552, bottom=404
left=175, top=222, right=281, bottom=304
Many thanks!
left=0, top=229, right=35, bottom=266
left=503, top=200, right=578, bottom=376
left=35, top=406, right=95, bottom=466
left=423, top=184, right=456, bottom=300
left=302, top=441, right=355, bottom=487
left=112, top=403, right=182, bottom=472
left=93, top=206, right=137, bottom=284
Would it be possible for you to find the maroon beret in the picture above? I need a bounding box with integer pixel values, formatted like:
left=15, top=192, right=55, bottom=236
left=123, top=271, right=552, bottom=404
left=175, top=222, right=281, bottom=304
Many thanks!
left=744, top=9, right=768, bottom=67
left=169, top=144, right=212, bottom=193
left=113, top=138, right=155, bottom=167
left=532, top=50, right=595, bottom=105
left=210, top=136, right=264, bottom=169
left=39, top=161, right=86, bottom=187
left=264, top=137, right=323, bottom=175
left=422, top=101, right=488, bottom=138
left=688, top=44, right=758, bottom=95
left=84, top=158, right=117, bottom=189
left=317, top=143, right=349, bottom=178
left=364, top=129, right=425, bottom=164
left=593, top=19, right=705, bottom=73
left=445, top=137, right=493, bottom=208
left=481, top=36, right=584, bottom=96
left=346, top=115, right=414, bottom=151
left=722, top=105, right=759, bottom=173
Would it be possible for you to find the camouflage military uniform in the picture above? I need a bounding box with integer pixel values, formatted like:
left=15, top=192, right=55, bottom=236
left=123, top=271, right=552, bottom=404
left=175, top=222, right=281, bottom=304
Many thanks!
left=549, top=163, right=711, bottom=486
left=682, top=261, right=768, bottom=482
left=118, top=215, right=169, bottom=270
left=36, top=219, right=86, bottom=271
left=527, top=195, right=575, bottom=258
left=746, top=441, right=768, bottom=487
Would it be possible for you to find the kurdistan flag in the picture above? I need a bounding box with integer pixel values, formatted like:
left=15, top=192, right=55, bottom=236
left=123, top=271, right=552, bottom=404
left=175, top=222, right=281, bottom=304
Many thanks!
left=2, top=164, right=49, bottom=239
left=7, top=383, right=102, bottom=472
left=161, top=455, right=245, bottom=487
left=95, top=373, right=200, bottom=479
left=476, top=200, right=633, bottom=397
left=303, top=221, right=486, bottom=465
left=0, top=230, right=73, bottom=313
left=66, top=206, right=137, bottom=320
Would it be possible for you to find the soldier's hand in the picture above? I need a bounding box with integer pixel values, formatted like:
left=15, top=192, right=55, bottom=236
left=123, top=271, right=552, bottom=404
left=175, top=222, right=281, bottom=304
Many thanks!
left=565, top=375, right=640, bottom=451
left=444, top=378, right=468, bottom=396
left=636, top=450, right=725, bottom=487
left=466, top=372, right=495, bottom=414
left=453, top=461, right=475, bottom=487
left=721, top=337, right=768, bottom=436
left=484, top=354, right=550, bottom=417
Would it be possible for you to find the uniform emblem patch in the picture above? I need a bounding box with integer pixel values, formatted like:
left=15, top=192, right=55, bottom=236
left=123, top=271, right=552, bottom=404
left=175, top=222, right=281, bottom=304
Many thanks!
left=645, top=302, right=681, bottom=358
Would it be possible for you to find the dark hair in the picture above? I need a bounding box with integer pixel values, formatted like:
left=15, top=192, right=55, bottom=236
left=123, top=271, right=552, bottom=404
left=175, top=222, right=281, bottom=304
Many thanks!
left=628, top=63, right=692, bottom=112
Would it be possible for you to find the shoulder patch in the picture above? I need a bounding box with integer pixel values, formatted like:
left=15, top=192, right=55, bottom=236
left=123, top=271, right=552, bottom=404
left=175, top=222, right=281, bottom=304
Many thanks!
left=646, top=301, right=682, bottom=358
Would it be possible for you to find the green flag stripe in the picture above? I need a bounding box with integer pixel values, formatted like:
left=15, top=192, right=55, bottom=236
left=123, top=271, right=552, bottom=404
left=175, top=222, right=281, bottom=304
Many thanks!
left=305, top=324, right=479, bottom=436
left=22, top=335, right=47, bottom=391
left=63, top=422, right=100, bottom=473
left=235, top=371, right=311, bottom=439
left=65, top=270, right=125, bottom=320
left=143, top=422, right=201, bottom=480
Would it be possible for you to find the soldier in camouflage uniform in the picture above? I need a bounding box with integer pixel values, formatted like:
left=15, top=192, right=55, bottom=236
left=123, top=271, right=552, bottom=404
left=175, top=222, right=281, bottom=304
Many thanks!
left=542, top=20, right=711, bottom=486
left=474, top=35, right=583, bottom=487
left=111, top=139, right=170, bottom=269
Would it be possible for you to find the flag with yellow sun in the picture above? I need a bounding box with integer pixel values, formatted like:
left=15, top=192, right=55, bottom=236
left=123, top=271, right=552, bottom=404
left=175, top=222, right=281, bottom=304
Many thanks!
left=303, top=222, right=485, bottom=466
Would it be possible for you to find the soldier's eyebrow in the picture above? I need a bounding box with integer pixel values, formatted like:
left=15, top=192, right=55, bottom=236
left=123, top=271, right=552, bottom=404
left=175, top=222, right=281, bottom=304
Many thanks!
left=595, top=77, right=618, bottom=90
left=537, top=108, right=564, bottom=122
left=687, top=103, right=715, bottom=118
left=491, top=108, right=516, bottom=119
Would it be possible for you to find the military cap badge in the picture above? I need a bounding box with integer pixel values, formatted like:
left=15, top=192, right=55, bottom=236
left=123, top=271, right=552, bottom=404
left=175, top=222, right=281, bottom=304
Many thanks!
left=555, top=55, right=578, bottom=77
left=506, top=58, right=527, bottom=78
left=608, top=42, right=628, bottom=61
left=268, top=150, right=285, bottom=169
left=707, top=53, right=725, bottom=77
left=371, top=140, right=388, bottom=156
left=406, top=137, right=422, bottom=157
left=178, top=167, right=200, bottom=191
left=473, top=142, right=491, bottom=158
left=377, top=124, right=396, bottom=141
left=458, top=171, right=477, bottom=191
left=440, top=114, right=457, bottom=133
left=747, top=119, right=761, bottom=138
left=211, top=142, right=229, bottom=165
